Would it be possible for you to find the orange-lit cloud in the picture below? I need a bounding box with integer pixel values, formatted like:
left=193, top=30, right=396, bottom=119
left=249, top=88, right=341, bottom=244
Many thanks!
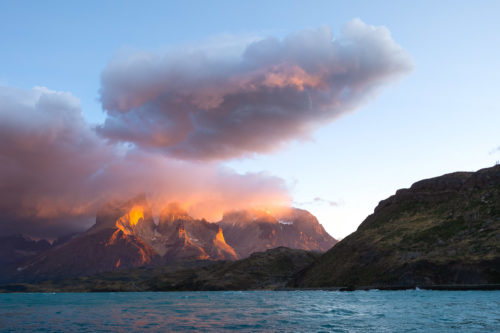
left=98, top=19, right=412, bottom=160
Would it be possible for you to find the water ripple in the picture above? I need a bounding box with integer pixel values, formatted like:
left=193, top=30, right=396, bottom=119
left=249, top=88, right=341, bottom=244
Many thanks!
left=0, top=290, right=499, bottom=332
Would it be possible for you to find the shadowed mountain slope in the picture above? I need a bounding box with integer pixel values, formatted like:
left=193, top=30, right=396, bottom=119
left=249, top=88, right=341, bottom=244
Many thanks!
left=0, top=235, right=51, bottom=281
left=145, top=247, right=322, bottom=291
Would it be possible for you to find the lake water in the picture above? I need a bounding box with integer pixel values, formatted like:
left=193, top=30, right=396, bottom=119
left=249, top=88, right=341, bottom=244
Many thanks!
left=1, top=290, right=499, bottom=332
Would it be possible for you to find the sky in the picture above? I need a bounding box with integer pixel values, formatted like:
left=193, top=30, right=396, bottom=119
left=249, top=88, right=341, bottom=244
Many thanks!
left=1, top=1, right=499, bottom=239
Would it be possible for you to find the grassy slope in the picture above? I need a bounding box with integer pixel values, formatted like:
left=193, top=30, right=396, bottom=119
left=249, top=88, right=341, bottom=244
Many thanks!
left=294, top=165, right=500, bottom=288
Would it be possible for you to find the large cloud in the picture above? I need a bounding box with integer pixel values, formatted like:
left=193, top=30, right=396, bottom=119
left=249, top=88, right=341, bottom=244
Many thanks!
left=0, top=86, right=289, bottom=238
left=0, top=19, right=412, bottom=238
left=98, top=19, right=412, bottom=160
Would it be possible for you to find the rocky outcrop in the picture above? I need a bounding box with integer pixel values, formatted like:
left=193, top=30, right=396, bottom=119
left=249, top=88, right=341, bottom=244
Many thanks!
left=218, top=208, right=337, bottom=258
left=294, top=165, right=500, bottom=288
left=154, top=203, right=237, bottom=261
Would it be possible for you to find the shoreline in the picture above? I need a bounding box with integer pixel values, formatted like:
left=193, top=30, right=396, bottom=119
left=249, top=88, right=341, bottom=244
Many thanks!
left=2, top=284, right=500, bottom=293
left=279, top=284, right=500, bottom=291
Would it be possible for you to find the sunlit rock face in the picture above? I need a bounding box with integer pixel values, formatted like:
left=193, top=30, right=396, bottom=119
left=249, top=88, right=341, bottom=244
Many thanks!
left=11, top=196, right=156, bottom=281
left=13, top=197, right=238, bottom=281
left=85, top=198, right=238, bottom=261
left=155, top=204, right=238, bottom=261
left=218, top=208, right=337, bottom=258
left=14, top=195, right=160, bottom=281
left=91, top=194, right=156, bottom=237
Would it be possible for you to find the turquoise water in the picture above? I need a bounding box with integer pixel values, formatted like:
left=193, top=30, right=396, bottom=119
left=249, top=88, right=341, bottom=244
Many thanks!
left=0, top=290, right=499, bottom=332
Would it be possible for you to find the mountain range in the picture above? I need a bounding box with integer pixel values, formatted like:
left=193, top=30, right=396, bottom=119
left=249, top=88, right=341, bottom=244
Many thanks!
left=1, top=197, right=336, bottom=282
left=2, top=165, right=499, bottom=291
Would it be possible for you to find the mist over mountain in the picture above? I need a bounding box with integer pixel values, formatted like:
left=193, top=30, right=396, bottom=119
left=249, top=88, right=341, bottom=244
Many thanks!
left=219, top=208, right=336, bottom=258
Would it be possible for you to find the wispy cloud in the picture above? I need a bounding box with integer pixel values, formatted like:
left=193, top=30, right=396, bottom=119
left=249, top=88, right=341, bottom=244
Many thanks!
left=489, top=146, right=500, bottom=155
left=295, top=197, right=338, bottom=207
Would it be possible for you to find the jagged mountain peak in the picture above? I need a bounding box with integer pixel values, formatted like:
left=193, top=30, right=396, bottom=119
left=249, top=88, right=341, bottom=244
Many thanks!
left=154, top=209, right=237, bottom=261
left=218, top=206, right=337, bottom=258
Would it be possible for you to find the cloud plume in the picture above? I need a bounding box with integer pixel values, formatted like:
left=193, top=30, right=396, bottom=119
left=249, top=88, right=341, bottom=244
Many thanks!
left=0, top=86, right=289, bottom=238
left=99, top=19, right=412, bottom=160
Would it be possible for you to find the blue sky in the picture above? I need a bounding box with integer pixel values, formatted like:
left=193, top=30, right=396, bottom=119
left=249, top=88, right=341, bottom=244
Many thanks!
left=1, top=1, right=499, bottom=238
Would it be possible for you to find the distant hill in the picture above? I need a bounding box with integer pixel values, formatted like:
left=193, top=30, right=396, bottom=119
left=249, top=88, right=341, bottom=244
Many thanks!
left=293, top=165, right=500, bottom=289
left=145, top=247, right=322, bottom=291
left=0, top=235, right=51, bottom=280
left=0, top=247, right=321, bottom=292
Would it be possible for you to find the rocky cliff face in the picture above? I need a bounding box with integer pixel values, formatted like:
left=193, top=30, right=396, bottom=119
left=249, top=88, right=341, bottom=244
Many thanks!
left=294, top=165, right=500, bottom=288
left=15, top=195, right=160, bottom=281
left=218, top=208, right=337, bottom=258
left=153, top=203, right=237, bottom=261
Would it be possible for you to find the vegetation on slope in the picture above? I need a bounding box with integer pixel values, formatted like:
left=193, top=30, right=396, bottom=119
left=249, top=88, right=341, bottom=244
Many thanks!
left=294, top=165, right=500, bottom=288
